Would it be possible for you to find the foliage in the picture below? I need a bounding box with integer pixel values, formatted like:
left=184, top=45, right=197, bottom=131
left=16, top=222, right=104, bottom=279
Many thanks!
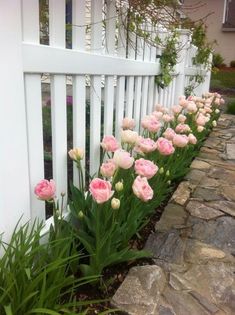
left=210, top=70, right=235, bottom=90
left=230, top=60, right=235, bottom=68
left=155, top=31, right=179, bottom=88
left=212, top=53, right=225, bottom=68
left=226, top=99, right=235, bottom=115
left=0, top=219, right=95, bottom=315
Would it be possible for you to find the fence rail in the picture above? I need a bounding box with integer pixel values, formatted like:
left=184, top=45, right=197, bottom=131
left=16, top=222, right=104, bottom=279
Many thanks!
left=0, top=0, right=211, bottom=242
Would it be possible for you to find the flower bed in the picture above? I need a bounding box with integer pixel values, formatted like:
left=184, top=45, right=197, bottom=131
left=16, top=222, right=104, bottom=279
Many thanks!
left=0, top=92, right=224, bottom=314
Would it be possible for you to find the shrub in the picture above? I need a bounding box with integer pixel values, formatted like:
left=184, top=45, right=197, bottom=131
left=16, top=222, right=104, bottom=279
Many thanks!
left=212, top=53, right=224, bottom=68
left=226, top=100, right=235, bottom=115
left=230, top=60, right=235, bottom=68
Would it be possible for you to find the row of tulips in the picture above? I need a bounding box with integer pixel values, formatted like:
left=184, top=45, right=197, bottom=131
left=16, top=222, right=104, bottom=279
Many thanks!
left=35, top=92, right=223, bottom=278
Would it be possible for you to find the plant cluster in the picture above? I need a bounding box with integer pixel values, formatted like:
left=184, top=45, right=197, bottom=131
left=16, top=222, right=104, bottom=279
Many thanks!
left=41, top=91, right=222, bottom=278
left=1, top=91, right=224, bottom=313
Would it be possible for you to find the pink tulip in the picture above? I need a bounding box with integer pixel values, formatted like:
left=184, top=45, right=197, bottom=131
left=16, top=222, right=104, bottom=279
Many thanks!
left=175, top=123, right=191, bottom=134
left=141, top=115, right=161, bottom=133
left=163, top=128, right=176, bottom=141
left=135, top=137, right=157, bottom=153
left=171, top=105, right=182, bottom=114
left=196, top=114, right=207, bottom=126
left=177, top=114, right=187, bottom=123
left=122, top=117, right=136, bottom=130
left=132, top=176, right=153, bottom=202
left=134, top=158, right=158, bottom=179
left=100, top=159, right=117, bottom=177
left=113, top=149, right=134, bottom=169
left=89, top=178, right=114, bottom=204
left=34, top=179, right=56, bottom=201
left=188, top=133, right=197, bottom=145
left=101, top=135, right=119, bottom=152
left=156, top=137, right=175, bottom=155
left=172, top=134, right=189, bottom=148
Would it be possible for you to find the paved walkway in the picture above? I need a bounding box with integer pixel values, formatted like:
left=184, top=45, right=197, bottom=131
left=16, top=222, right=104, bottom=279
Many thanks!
left=112, top=114, right=235, bottom=315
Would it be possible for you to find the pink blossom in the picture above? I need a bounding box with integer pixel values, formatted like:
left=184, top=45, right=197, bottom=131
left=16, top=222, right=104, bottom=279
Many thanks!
left=175, top=123, right=191, bottom=134
left=163, top=128, right=176, bottom=141
left=113, top=149, right=134, bottom=169
left=122, top=117, right=135, bottom=130
left=187, top=101, right=197, bottom=113
left=155, top=104, right=165, bottom=112
left=162, top=114, right=174, bottom=123
left=152, top=111, right=163, bottom=120
left=188, top=133, right=197, bottom=145
left=141, top=115, right=161, bottom=133
left=121, top=129, right=139, bottom=144
left=179, top=96, right=188, bottom=108
left=132, top=176, right=153, bottom=202
left=101, top=135, right=119, bottom=152
left=171, top=105, right=182, bottom=115
left=172, top=134, right=189, bottom=148
left=196, top=114, right=207, bottom=126
left=34, top=179, right=56, bottom=201
left=177, top=114, right=187, bottom=123
left=135, top=137, right=157, bottom=153
left=89, top=178, right=114, bottom=204
left=134, top=158, right=158, bottom=179
left=156, top=137, right=175, bottom=155
left=100, top=159, right=117, bottom=177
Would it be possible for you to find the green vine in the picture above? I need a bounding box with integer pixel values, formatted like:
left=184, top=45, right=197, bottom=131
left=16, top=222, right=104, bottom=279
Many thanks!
left=155, top=31, right=179, bottom=88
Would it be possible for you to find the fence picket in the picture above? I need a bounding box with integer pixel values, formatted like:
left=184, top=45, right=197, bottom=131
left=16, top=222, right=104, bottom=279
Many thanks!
left=126, top=32, right=136, bottom=118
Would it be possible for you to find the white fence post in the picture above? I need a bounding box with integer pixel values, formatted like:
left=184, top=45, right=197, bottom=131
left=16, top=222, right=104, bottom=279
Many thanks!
left=174, top=30, right=190, bottom=103
left=0, top=1, right=31, bottom=242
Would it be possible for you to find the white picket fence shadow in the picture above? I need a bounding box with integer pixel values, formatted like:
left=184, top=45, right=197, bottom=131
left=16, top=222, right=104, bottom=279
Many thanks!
left=0, top=0, right=211, bottom=242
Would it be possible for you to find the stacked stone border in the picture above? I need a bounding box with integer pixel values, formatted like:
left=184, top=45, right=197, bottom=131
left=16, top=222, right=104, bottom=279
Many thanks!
left=112, top=114, right=235, bottom=315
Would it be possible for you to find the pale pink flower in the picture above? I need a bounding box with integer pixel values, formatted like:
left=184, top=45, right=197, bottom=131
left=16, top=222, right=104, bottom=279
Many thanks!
left=197, top=126, right=204, bottom=133
left=187, top=101, right=197, bottom=114
left=132, top=176, right=153, bottom=202
left=34, top=179, right=56, bottom=201
left=113, top=149, right=134, bottom=169
left=162, top=114, right=174, bottom=123
left=179, top=96, right=188, bottom=108
left=156, top=137, right=175, bottom=155
left=142, top=115, right=161, bottom=133
left=89, top=178, right=114, bottom=204
left=68, top=148, right=84, bottom=161
left=177, top=114, right=187, bottom=123
left=188, top=133, right=197, bottom=145
left=100, top=159, right=117, bottom=178
left=134, top=158, right=158, bottom=179
left=136, top=137, right=157, bottom=153
left=121, top=129, right=139, bottom=145
left=152, top=111, right=163, bottom=120
left=101, top=135, right=119, bottom=152
left=155, top=104, right=165, bottom=112
left=196, top=114, right=207, bottom=126
left=220, top=98, right=225, bottom=105
left=163, top=128, right=176, bottom=141
left=175, top=123, right=191, bottom=134
left=171, top=105, right=182, bottom=115
left=172, top=134, right=189, bottom=148
left=122, top=117, right=135, bottom=130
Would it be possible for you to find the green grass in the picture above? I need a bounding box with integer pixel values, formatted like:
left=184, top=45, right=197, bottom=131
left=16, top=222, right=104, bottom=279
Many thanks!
left=210, top=70, right=235, bottom=90
left=226, top=98, right=235, bottom=115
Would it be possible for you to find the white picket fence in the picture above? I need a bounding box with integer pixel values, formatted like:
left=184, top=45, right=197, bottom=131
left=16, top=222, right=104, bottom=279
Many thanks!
left=0, top=0, right=211, bottom=242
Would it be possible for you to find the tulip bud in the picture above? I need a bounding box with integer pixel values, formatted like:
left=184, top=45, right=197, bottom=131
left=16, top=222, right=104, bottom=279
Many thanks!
left=166, top=170, right=170, bottom=177
left=215, top=109, right=220, bottom=114
left=167, top=180, right=171, bottom=185
left=159, top=167, right=164, bottom=174
left=212, top=120, right=217, bottom=127
left=78, top=211, right=84, bottom=219
left=68, top=148, right=84, bottom=161
left=115, top=181, right=123, bottom=192
left=111, top=198, right=120, bottom=209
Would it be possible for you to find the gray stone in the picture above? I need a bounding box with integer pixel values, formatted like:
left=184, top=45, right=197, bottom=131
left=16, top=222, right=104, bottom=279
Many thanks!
left=112, top=265, right=167, bottom=315
left=206, top=200, right=235, bottom=217
left=190, top=291, right=221, bottom=314
left=208, top=167, right=235, bottom=184
left=170, top=182, right=191, bottom=206
left=185, top=239, right=227, bottom=263
left=185, top=169, right=205, bottom=184
left=172, top=263, right=235, bottom=312
left=186, top=200, right=224, bottom=220
left=200, top=177, right=220, bottom=187
left=192, top=187, right=222, bottom=201
left=220, top=186, right=235, bottom=202
left=227, top=143, right=235, bottom=160
left=163, top=287, right=210, bottom=315
left=145, top=230, right=186, bottom=265
left=155, top=204, right=188, bottom=232
left=189, top=216, right=235, bottom=254
left=190, top=159, right=211, bottom=170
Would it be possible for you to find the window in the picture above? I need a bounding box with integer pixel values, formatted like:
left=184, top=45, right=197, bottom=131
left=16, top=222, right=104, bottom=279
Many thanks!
left=223, top=0, right=235, bottom=30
